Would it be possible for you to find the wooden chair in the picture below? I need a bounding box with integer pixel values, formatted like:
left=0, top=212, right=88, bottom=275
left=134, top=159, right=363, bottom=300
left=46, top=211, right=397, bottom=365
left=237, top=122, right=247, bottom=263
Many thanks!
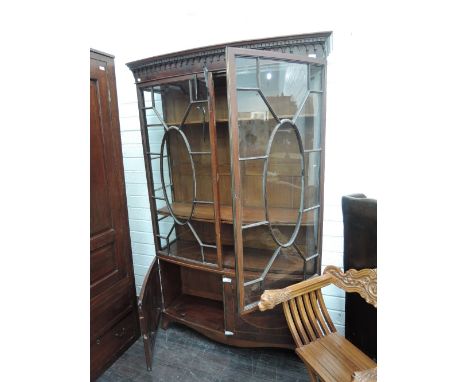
left=259, top=266, right=377, bottom=382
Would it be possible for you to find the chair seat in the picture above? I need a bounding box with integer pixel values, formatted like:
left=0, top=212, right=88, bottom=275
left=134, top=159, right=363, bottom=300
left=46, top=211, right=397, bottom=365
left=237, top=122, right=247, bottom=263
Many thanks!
left=295, top=333, right=376, bottom=382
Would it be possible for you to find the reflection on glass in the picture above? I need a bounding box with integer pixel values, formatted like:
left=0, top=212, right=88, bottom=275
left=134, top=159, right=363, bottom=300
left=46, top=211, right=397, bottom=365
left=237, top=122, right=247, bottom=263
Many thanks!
left=259, top=59, right=308, bottom=119
left=242, top=228, right=306, bottom=307
left=309, top=65, right=323, bottom=91
left=143, top=88, right=152, bottom=108
left=236, top=57, right=257, bottom=88
left=295, top=93, right=321, bottom=150
left=304, top=152, right=321, bottom=208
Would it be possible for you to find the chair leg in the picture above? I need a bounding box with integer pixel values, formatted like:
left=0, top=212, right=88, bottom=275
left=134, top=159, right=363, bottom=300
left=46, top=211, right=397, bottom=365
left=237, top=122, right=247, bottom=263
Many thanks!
left=306, top=367, right=320, bottom=382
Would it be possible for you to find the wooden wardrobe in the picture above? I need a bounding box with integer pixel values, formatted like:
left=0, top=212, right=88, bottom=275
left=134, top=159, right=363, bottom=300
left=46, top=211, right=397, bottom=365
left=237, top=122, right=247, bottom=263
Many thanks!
left=90, top=49, right=139, bottom=380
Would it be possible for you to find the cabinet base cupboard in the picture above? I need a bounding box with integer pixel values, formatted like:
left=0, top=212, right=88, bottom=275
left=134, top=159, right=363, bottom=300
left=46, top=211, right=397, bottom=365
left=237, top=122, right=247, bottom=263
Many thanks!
left=127, top=32, right=332, bottom=369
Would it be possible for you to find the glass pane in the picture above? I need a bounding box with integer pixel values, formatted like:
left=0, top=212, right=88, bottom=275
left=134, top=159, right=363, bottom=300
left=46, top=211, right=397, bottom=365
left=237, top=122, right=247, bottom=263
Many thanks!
left=301, top=208, right=320, bottom=257
left=143, top=87, right=165, bottom=144
left=143, top=88, right=153, bottom=108
left=181, top=101, right=210, bottom=152
left=259, top=59, right=308, bottom=119
left=240, top=160, right=264, bottom=212
left=309, top=65, right=323, bottom=91
left=180, top=100, right=214, bottom=205
left=193, top=75, right=208, bottom=101
left=145, top=107, right=158, bottom=127
left=236, top=57, right=257, bottom=88
left=213, top=73, right=229, bottom=123
left=242, top=227, right=304, bottom=307
left=237, top=90, right=277, bottom=158
left=147, top=124, right=165, bottom=154
left=160, top=81, right=191, bottom=126
left=155, top=154, right=173, bottom=207
left=303, top=151, right=321, bottom=209
left=165, top=129, right=194, bottom=218
left=168, top=220, right=217, bottom=262
left=295, top=93, right=322, bottom=151
left=193, top=156, right=214, bottom=202
left=266, top=122, right=302, bottom=241
left=245, top=254, right=305, bottom=305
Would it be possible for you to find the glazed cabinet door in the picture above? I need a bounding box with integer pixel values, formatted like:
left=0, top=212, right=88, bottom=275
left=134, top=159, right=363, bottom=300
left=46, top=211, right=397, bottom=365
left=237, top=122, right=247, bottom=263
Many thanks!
left=138, top=256, right=162, bottom=370
left=226, top=47, right=327, bottom=314
left=137, top=73, right=223, bottom=269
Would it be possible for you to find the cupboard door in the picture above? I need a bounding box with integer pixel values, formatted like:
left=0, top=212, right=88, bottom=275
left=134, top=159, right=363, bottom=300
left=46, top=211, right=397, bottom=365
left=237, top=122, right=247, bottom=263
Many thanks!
left=226, top=48, right=327, bottom=314
left=138, top=256, right=162, bottom=370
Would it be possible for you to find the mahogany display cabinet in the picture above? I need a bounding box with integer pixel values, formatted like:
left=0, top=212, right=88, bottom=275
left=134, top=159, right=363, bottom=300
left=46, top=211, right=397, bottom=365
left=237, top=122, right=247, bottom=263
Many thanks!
left=127, top=32, right=332, bottom=368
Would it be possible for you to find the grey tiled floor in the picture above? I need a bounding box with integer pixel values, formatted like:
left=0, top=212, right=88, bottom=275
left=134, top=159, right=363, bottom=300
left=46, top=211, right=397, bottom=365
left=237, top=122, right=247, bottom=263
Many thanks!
left=98, top=323, right=309, bottom=382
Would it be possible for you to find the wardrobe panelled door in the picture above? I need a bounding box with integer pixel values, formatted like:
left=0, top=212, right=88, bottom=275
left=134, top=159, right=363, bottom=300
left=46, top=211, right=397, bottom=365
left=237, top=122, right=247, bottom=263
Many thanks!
left=90, top=49, right=139, bottom=381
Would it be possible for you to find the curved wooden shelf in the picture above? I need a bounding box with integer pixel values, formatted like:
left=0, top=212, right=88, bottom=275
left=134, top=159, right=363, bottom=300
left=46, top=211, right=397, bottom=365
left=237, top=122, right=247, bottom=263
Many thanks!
left=164, top=294, right=225, bottom=332
left=164, top=115, right=315, bottom=126
left=158, top=239, right=305, bottom=275
left=158, top=202, right=316, bottom=226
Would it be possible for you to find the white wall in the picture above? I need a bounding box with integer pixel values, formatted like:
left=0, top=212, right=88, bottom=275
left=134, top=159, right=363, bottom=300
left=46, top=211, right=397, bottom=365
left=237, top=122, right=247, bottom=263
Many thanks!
left=119, top=100, right=153, bottom=295
left=91, top=2, right=384, bottom=337
left=120, top=97, right=176, bottom=295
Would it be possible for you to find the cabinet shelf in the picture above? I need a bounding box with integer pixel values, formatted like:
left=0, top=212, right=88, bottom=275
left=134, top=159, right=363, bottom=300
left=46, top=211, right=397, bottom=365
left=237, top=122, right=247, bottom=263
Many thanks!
left=158, top=202, right=316, bottom=226
left=158, top=239, right=305, bottom=275
left=164, top=115, right=315, bottom=126
left=165, top=294, right=225, bottom=333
